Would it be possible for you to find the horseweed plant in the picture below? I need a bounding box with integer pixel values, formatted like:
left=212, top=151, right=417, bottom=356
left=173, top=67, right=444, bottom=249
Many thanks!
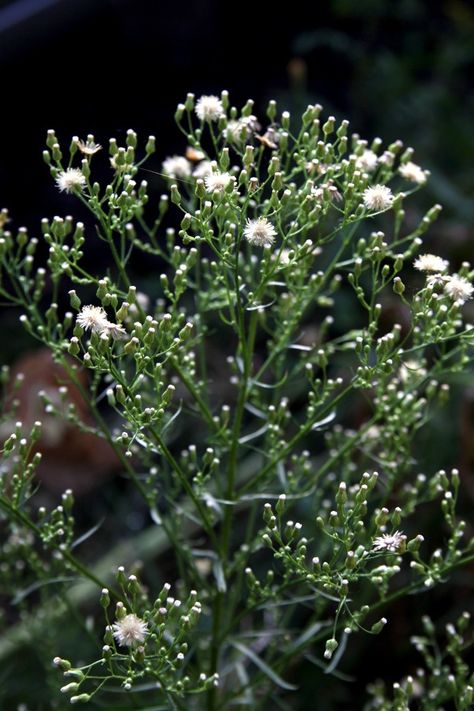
left=0, top=91, right=473, bottom=709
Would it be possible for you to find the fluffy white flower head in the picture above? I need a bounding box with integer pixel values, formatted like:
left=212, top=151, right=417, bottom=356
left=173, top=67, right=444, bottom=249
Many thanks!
left=56, top=168, right=86, bottom=194
left=76, top=305, right=109, bottom=334
left=399, top=161, right=427, bottom=184
left=443, top=275, right=474, bottom=305
left=204, top=171, right=233, bottom=193
left=362, top=184, right=393, bottom=211
left=162, top=155, right=191, bottom=179
left=399, top=359, right=427, bottom=383
left=373, top=531, right=405, bottom=553
left=195, top=95, right=224, bottom=122
left=243, top=217, right=277, bottom=247
left=193, top=160, right=213, bottom=179
left=413, top=253, right=449, bottom=273
left=355, top=149, right=378, bottom=172
left=112, top=613, right=148, bottom=647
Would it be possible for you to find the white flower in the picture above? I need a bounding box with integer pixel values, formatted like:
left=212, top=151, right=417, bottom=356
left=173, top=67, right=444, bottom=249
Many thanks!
left=162, top=155, right=191, bottom=179
left=443, top=275, right=474, bottom=305
left=225, top=120, right=243, bottom=143
left=56, top=168, right=86, bottom=194
left=204, top=171, right=233, bottom=193
left=243, top=217, right=277, bottom=247
left=225, top=116, right=259, bottom=143
left=355, top=149, right=378, bottom=172
left=77, top=139, right=102, bottom=156
left=195, top=95, right=224, bottom=122
left=378, top=151, right=395, bottom=167
left=426, top=273, right=448, bottom=289
left=76, top=305, right=109, bottom=334
left=193, top=160, right=213, bottom=179
left=310, top=180, right=342, bottom=203
left=104, top=323, right=128, bottom=341
left=413, top=253, right=449, bottom=273
left=373, top=531, right=406, bottom=553
left=399, top=161, right=427, bottom=184
left=112, top=613, right=148, bottom=647
left=362, top=184, right=393, bottom=211
left=399, top=360, right=427, bottom=383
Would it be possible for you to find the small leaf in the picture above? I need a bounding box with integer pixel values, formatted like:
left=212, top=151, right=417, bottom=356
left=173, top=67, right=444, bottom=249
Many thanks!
left=71, top=517, right=105, bottom=550
left=231, top=641, right=298, bottom=690
left=287, top=620, right=327, bottom=652
left=324, top=630, right=349, bottom=675
left=239, top=423, right=268, bottom=444
left=212, top=558, right=227, bottom=592
left=311, top=411, right=336, bottom=430
left=246, top=299, right=275, bottom=312
left=13, top=576, right=77, bottom=605
left=150, top=507, right=162, bottom=525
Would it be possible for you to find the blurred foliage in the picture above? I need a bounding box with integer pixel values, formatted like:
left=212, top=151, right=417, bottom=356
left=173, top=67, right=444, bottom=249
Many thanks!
left=288, top=0, right=474, bottom=220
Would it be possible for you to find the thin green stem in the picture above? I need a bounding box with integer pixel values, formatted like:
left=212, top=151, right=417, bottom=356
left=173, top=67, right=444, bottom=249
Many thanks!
left=169, top=356, right=219, bottom=434
left=147, top=426, right=218, bottom=548
left=0, top=494, right=121, bottom=598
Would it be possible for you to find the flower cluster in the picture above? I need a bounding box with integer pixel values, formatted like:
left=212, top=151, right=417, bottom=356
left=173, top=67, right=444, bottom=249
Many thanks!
left=0, top=91, right=472, bottom=711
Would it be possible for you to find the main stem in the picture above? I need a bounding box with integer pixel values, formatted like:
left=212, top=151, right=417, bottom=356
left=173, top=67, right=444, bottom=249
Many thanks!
left=207, top=256, right=258, bottom=709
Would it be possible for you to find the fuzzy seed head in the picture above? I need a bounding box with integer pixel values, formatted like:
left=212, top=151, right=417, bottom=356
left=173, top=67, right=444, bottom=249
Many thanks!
left=444, top=275, right=474, bottom=305
left=362, top=184, right=393, bottom=211
left=76, top=305, right=109, bottom=334
left=204, top=172, right=233, bottom=193
left=243, top=217, right=277, bottom=247
left=162, top=155, right=191, bottom=179
left=56, top=168, right=86, bottom=194
left=195, top=95, right=224, bottom=122
left=112, top=613, right=148, bottom=647
left=399, top=161, right=427, bottom=184
left=413, top=253, right=448, bottom=273
left=355, top=149, right=378, bottom=172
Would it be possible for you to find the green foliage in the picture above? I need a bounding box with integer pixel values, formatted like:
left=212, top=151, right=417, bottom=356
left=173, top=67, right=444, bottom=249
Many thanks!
left=0, top=92, right=473, bottom=708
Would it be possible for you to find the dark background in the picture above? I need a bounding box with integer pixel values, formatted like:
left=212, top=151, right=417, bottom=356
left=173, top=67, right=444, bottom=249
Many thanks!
left=1, top=0, right=473, bottom=708
left=1, top=0, right=473, bottom=229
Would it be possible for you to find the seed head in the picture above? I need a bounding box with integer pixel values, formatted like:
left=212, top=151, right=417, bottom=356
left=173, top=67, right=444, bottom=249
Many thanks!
left=112, top=613, right=148, bottom=647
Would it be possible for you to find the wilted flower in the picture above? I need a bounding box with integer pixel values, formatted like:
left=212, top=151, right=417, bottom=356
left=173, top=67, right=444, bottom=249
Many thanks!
left=112, top=613, right=148, bottom=647
left=195, top=95, right=224, bottom=122
left=256, top=127, right=280, bottom=149
left=162, top=155, right=192, bottom=179
left=362, top=184, right=393, bottom=211
left=243, top=217, right=277, bottom=247
left=77, top=139, right=102, bottom=156
left=225, top=116, right=260, bottom=143
left=104, top=323, right=128, bottom=341
left=414, top=253, right=449, bottom=273
left=399, top=161, right=427, bottom=184
left=185, top=146, right=206, bottom=162
left=56, top=168, right=86, bottom=194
